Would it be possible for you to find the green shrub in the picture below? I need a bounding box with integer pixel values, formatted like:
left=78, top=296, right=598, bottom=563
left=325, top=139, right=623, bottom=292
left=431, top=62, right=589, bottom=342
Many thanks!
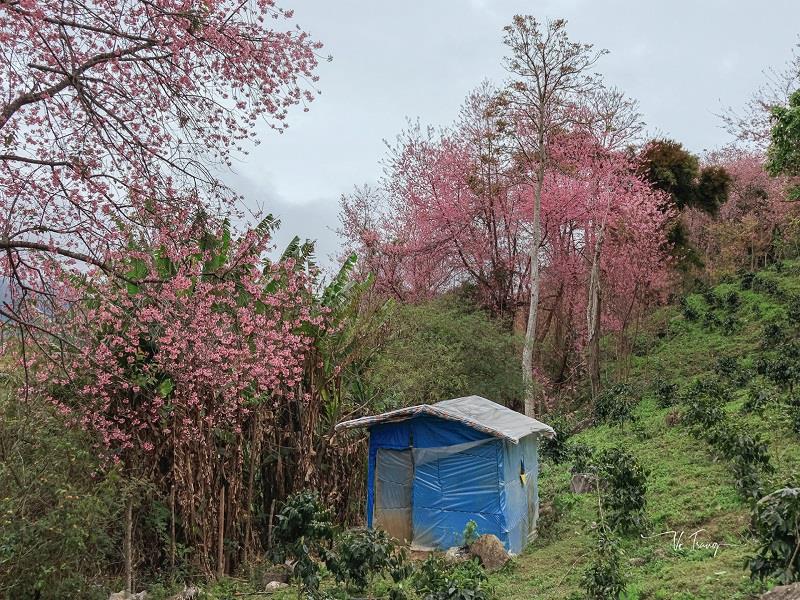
left=541, top=415, right=572, bottom=463
left=679, top=297, right=700, bottom=322
left=462, top=520, right=479, bottom=547
left=761, top=320, right=788, bottom=348
left=367, top=297, right=524, bottom=411
left=597, top=448, right=648, bottom=534
left=682, top=394, right=725, bottom=429
left=326, top=528, right=397, bottom=591
left=791, top=398, right=800, bottom=435
left=788, top=295, right=800, bottom=322
left=582, top=528, right=628, bottom=600
left=748, top=488, right=800, bottom=584
left=702, top=311, right=721, bottom=330
left=742, top=387, right=772, bottom=414
left=715, top=356, right=739, bottom=380
left=723, top=289, right=741, bottom=311
left=704, top=424, right=772, bottom=472
left=0, top=388, right=126, bottom=599
left=272, top=491, right=335, bottom=593
left=568, top=442, right=597, bottom=475
left=594, top=384, right=637, bottom=427
left=681, top=377, right=727, bottom=428
left=730, top=458, right=765, bottom=502
left=652, top=378, right=678, bottom=408
left=413, top=555, right=489, bottom=600
left=756, top=340, right=800, bottom=392
left=752, top=273, right=782, bottom=297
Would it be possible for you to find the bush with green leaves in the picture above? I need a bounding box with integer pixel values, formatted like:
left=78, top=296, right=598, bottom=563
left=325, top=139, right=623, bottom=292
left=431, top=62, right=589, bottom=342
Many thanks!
left=761, top=320, right=789, bottom=349
left=540, top=415, right=572, bottom=463
left=723, top=289, right=741, bottom=311
left=367, top=297, right=524, bottom=411
left=788, top=295, right=800, bottom=322
left=569, top=442, right=597, bottom=475
left=582, top=527, right=628, bottom=600
left=594, top=384, right=637, bottom=427
left=681, top=377, right=728, bottom=429
left=462, top=520, right=479, bottom=547
left=682, top=394, right=725, bottom=430
left=596, top=447, right=648, bottom=534
left=752, top=272, right=782, bottom=298
left=704, top=424, right=773, bottom=473
left=715, top=356, right=740, bottom=382
left=730, top=458, right=765, bottom=502
left=325, top=528, right=398, bottom=592
left=272, top=491, right=335, bottom=594
left=652, top=378, right=678, bottom=408
left=0, top=382, right=126, bottom=600
left=748, top=488, right=800, bottom=584
left=679, top=296, right=700, bottom=322
left=413, top=555, right=489, bottom=600
left=756, top=340, right=800, bottom=393
left=742, top=386, right=772, bottom=414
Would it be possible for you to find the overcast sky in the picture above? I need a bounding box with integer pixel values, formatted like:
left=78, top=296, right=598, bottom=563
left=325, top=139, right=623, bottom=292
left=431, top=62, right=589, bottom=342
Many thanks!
left=227, top=0, right=800, bottom=270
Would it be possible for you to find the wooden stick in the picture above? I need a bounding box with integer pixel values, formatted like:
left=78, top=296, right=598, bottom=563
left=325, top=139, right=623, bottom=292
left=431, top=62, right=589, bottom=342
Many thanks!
left=217, top=484, right=226, bottom=579
left=125, top=495, right=133, bottom=596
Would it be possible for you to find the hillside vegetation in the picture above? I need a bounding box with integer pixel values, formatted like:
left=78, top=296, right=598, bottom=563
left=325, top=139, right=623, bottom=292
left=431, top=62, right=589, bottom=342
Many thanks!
left=490, top=261, right=800, bottom=599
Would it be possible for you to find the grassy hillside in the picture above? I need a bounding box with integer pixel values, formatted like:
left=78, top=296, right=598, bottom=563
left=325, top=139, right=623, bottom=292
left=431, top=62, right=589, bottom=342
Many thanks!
left=490, top=261, right=800, bottom=599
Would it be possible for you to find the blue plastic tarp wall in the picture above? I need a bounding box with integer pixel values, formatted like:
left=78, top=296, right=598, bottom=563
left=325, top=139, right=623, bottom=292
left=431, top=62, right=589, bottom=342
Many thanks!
left=366, top=415, right=539, bottom=553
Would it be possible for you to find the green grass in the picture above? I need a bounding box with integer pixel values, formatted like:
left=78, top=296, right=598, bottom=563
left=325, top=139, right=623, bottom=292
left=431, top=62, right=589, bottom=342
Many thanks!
left=490, top=261, right=800, bottom=599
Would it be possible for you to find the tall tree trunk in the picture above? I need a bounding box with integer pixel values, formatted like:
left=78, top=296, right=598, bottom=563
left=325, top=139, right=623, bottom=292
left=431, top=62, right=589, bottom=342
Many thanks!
left=586, top=227, right=604, bottom=404
left=522, top=167, right=544, bottom=417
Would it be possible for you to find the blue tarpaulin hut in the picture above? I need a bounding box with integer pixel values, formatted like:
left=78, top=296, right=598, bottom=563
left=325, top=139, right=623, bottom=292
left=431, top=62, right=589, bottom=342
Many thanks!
left=335, top=396, right=555, bottom=553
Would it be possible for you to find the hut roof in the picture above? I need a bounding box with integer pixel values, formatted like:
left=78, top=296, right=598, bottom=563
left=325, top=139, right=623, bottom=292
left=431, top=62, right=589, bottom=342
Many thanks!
left=335, top=395, right=555, bottom=443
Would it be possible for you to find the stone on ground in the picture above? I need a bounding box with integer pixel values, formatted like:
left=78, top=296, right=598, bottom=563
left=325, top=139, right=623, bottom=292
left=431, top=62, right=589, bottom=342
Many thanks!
left=760, top=583, right=800, bottom=600
left=468, top=534, right=510, bottom=572
left=570, top=473, right=598, bottom=494
left=265, top=581, right=289, bottom=592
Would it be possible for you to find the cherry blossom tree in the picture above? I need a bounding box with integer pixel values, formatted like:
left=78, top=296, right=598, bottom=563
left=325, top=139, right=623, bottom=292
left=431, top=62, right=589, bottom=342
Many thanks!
left=499, top=16, right=606, bottom=416
left=340, top=91, right=673, bottom=409
left=685, top=147, right=800, bottom=276
left=31, top=211, right=321, bottom=576
left=0, top=0, right=326, bottom=584
left=0, top=0, right=322, bottom=327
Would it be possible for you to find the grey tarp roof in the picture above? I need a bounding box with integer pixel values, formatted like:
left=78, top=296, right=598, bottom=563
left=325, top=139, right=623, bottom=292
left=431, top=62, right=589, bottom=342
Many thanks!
left=335, top=395, right=555, bottom=443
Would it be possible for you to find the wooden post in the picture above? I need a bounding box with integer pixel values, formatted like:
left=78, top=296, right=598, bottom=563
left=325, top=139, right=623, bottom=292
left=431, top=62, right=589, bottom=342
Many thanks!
left=267, top=498, right=276, bottom=551
left=217, top=484, right=225, bottom=579
left=170, top=484, right=176, bottom=571
left=124, top=495, right=133, bottom=597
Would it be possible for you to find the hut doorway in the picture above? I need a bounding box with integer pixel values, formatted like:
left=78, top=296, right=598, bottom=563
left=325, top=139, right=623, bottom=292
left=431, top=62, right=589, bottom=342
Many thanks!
left=373, top=448, right=413, bottom=543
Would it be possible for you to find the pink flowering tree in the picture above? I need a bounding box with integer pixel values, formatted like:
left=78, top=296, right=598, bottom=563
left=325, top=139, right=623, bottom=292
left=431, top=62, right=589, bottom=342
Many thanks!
left=0, top=0, right=321, bottom=324
left=341, top=95, right=673, bottom=407
left=341, top=85, right=532, bottom=321
left=34, top=211, right=323, bottom=575
left=683, top=147, right=800, bottom=277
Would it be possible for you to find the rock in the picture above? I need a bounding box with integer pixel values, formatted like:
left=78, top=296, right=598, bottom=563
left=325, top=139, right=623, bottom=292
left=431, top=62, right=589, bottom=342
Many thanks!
left=760, top=583, right=800, bottom=600
left=665, top=410, right=681, bottom=427
left=168, top=586, right=199, bottom=600
left=468, top=534, right=510, bottom=572
left=109, top=592, right=148, bottom=600
left=264, top=581, right=289, bottom=592
left=570, top=473, right=598, bottom=494
left=444, top=545, right=470, bottom=563
left=262, top=564, right=291, bottom=585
